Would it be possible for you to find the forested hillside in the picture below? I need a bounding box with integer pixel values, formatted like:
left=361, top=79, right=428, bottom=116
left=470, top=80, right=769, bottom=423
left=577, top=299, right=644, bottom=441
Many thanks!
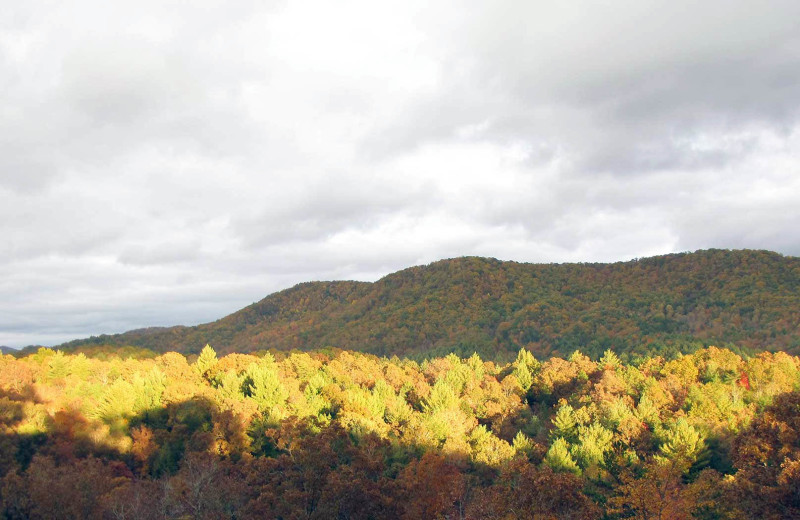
left=1, top=346, right=798, bottom=518
left=59, top=249, right=800, bottom=360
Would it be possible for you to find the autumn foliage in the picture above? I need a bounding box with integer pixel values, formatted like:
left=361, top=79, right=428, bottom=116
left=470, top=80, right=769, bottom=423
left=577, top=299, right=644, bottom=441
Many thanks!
left=57, top=249, right=800, bottom=361
left=0, top=343, right=799, bottom=518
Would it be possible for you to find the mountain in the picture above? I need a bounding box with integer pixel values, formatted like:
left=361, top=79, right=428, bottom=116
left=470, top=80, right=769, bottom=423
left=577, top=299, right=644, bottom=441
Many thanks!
left=58, top=249, right=800, bottom=360
left=0, top=346, right=18, bottom=355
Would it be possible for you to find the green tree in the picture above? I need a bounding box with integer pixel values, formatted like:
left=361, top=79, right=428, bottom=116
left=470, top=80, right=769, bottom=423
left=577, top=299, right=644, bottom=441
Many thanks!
left=512, top=348, right=540, bottom=392
left=599, top=349, right=621, bottom=370
left=572, top=422, right=613, bottom=470
left=658, top=418, right=707, bottom=469
left=245, top=357, right=288, bottom=416
left=544, top=437, right=580, bottom=474
left=194, top=344, right=218, bottom=377
left=551, top=404, right=578, bottom=442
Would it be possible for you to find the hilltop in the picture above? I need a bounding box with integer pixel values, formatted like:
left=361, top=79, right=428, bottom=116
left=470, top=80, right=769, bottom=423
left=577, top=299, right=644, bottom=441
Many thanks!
left=59, top=249, right=800, bottom=360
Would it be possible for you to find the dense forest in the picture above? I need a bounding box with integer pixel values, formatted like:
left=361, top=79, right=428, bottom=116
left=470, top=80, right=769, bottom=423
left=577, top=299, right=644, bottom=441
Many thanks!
left=1, top=344, right=799, bottom=518
left=56, top=249, right=800, bottom=361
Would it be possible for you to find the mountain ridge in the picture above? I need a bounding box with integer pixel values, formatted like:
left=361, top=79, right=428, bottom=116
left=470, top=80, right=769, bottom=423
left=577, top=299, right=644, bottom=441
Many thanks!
left=58, top=249, right=800, bottom=360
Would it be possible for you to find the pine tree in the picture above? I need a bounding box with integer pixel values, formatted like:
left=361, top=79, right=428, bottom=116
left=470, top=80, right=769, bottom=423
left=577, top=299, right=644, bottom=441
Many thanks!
left=544, top=437, right=580, bottom=474
left=423, top=379, right=459, bottom=414
left=194, top=344, right=218, bottom=377
left=512, top=431, right=536, bottom=459
left=551, top=404, right=578, bottom=442
left=635, top=394, right=661, bottom=427
left=245, top=359, right=288, bottom=415
left=659, top=418, right=707, bottom=469
left=599, top=349, right=622, bottom=370
left=572, top=422, right=613, bottom=469
left=512, top=348, right=540, bottom=392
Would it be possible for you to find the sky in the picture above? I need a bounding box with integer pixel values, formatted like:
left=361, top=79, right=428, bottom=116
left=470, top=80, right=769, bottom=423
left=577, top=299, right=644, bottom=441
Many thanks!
left=2, top=1, right=800, bottom=348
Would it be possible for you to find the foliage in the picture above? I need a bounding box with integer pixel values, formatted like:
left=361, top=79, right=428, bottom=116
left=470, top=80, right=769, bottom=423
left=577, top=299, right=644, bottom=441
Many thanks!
left=544, top=437, right=581, bottom=475
left=58, top=249, right=800, bottom=359
left=0, top=345, right=799, bottom=517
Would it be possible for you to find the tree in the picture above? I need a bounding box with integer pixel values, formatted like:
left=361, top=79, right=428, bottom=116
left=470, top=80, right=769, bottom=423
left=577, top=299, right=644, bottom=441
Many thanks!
left=470, top=461, right=600, bottom=519
left=728, top=390, right=800, bottom=519
left=608, top=460, right=728, bottom=520
left=658, top=418, right=708, bottom=471
left=544, top=437, right=580, bottom=475
left=244, top=358, right=288, bottom=416
left=2, top=455, right=130, bottom=520
left=599, top=349, right=622, bottom=370
left=551, top=404, right=578, bottom=442
left=572, top=422, right=613, bottom=471
left=194, top=344, right=218, bottom=378
left=512, top=348, right=540, bottom=392
left=165, top=452, right=247, bottom=520
left=396, top=453, right=466, bottom=520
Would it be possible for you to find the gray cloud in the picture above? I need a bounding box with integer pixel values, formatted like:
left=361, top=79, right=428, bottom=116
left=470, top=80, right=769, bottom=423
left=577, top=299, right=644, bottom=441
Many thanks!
left=367, top=1, right=800, bottom=174
left=230, top=174, right=442, bottom=247
left=2, top=0, right=800, bottom=347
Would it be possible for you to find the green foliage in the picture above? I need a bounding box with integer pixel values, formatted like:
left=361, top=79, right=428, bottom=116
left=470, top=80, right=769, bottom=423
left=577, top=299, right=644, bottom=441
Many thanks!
left=544, top=437, right=581, bottom=474
left=90, top=368, right=166, bottom=426
left=512, top=348, right=540, bottom=391
left=602, top=397, right=634, bottom=431
left=133, top=368, right=167, bottom=411
left=512, top=431, right=536, bottom=459
left=466, top=353, right=485, bottom=381
left=634, top=395, right=660, bottom=427
left=91, top=378, right=137, bottom=424
left=551, top=404, right=578, bottom=442
left=685, top=381, right=747, bottom=430
left=658, top=418, right=707, bottom=467
left=213, top=370, right=246, bottom=400
left=599, top=349, right=622, bottom=370
left=46, top=350, right=70, bottom=381
left=194, top=344, right=218, bottom=376
left=571, top=422, right=613, bottom=469
left=469, top=424, right=514, bottom=465
left=244, top=358, right=288, bottom=415
left=423, top=379, right=459, bottom=414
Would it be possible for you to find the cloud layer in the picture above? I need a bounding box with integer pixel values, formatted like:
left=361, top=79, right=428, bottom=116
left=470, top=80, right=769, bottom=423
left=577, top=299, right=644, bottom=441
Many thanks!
left=3, top=0, right=800, bottom=347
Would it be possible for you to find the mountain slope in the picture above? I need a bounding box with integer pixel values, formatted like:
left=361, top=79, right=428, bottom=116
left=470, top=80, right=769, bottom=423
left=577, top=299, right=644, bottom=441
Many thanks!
left=59, top=249, right=800, bottom=360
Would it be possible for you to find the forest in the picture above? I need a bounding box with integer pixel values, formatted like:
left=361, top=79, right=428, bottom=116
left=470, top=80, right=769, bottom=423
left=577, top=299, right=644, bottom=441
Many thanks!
left=56, top=249, right=800, bottom=361
left=1, top=344, right=798, bottom=519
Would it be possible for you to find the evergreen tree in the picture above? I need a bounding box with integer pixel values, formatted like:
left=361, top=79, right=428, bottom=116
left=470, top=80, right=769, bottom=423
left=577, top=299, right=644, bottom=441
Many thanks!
left=551, top=404, right=578, bottom=442
left=512, top=348, right=540, bottom=392
left=659, top=418, right=708, bottom=469
left=544, top=437, right=580, bottom=474
left=194, top=344, right=218, bottom=377
left=245, top=359, right=288, bottom=415
left=512, top=431, right=536, bottom=459
left=572, top=422, right=613, bottom=469
left=599, top=349, right=622, bottom=370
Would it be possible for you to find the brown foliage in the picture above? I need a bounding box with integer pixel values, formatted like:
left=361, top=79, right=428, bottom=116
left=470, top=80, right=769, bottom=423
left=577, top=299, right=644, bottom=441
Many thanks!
left=468, top=460, right=600, bottom=520
left=728, top=390, right=800, bottom=519
left=396, top=452, right=466, bottom=520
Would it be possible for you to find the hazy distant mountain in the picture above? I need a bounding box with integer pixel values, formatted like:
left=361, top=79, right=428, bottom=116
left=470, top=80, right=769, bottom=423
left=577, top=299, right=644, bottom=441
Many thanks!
left=0, top=346, right=17, bottom=355
left=58, top=249, right=800, bottom=360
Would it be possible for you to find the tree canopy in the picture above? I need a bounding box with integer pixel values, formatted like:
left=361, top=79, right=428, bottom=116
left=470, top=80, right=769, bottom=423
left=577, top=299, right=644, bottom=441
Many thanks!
left=1, top=344, right=798, bottom=518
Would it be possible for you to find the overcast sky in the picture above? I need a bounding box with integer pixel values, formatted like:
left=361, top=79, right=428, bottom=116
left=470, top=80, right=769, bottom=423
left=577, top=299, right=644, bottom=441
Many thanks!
left=2, top=1, right=800, bottom=347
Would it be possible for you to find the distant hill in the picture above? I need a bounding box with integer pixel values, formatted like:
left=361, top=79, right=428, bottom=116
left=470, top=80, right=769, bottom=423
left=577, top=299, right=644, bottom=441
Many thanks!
left=0, top=346, right=18, bottom=355
left=58, top=249, right=800, bottom=360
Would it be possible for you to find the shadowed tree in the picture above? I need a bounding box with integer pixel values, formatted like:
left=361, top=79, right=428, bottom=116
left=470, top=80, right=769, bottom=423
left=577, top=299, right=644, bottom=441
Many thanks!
left=469, top=460, right=600, bottom=519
